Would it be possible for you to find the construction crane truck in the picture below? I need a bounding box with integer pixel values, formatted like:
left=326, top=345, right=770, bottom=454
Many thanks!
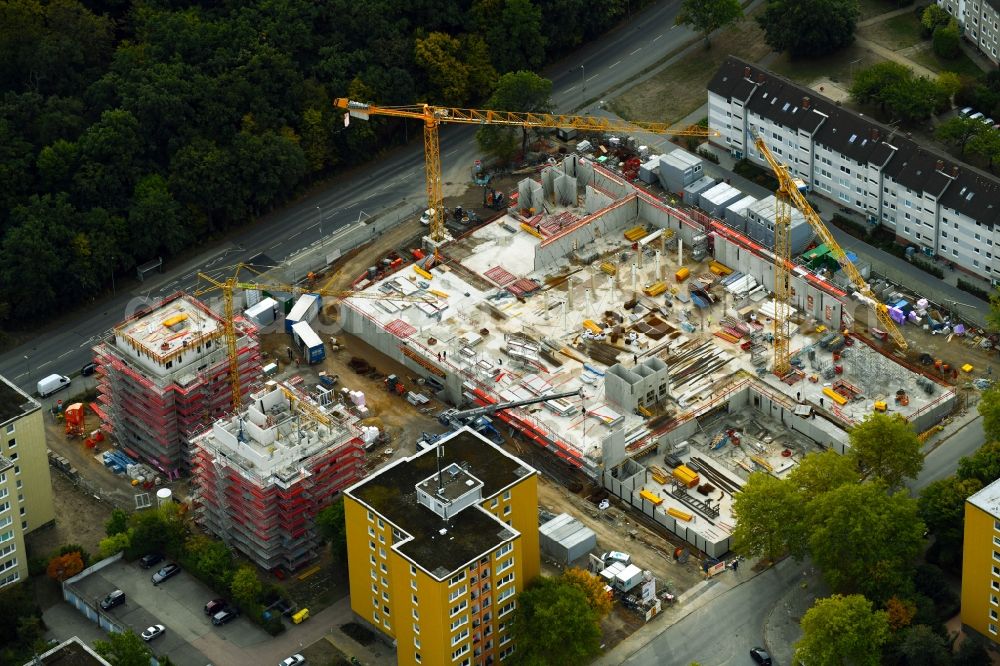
left=419, top=388, right=583, bottom=448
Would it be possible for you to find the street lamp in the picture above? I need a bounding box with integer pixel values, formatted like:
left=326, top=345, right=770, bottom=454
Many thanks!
left=315, top=205, right=324, bottom=239
left=580, top=65, right=586, bottom=104
left=22, top=355, right=28, bottom=380
left=110, top=256, right=116, bottom=296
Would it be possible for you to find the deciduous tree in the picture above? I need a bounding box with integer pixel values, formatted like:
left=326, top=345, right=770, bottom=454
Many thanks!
left=316, top=498, right=348, bottom=562
left=512, top=577, right=601, bottom=666
left=921, top=4, right=951, bottom=37
left=230, top=565, right=262, bottom=608
left=94, top=629, right=152, bottom=666
left=731, top=473, right=805, bottom=562
left=475, top=70, right=552, bottom=161
left=885, top=595, right=917, bottom=631
left=969, top=125, right=1000, bottom=169
left=918, top=475, right=982, bottom=565
left=786, top=449, right=859, bottom=496
left=957, top=439, right=1000, bottom=484
left=795, top=594, right=890, bottom=666
left=936, top=116, right=984, bottom=154
left=99, top=532, right=131, bottom=559
left=675, top=0, right=743, bottom=48
left=561, top=567, right=612, bottom=619
left=899, top=624, right=952, bottom=666
left=933, top=19, right=961, bottom=59
left=847, top=412, right=923, bottom=488
left=851, top=61, right=911, bottom=111
left=472, top=0, right=546, bottom=74
left=47, top=551, right=84, bottom=582
left=807, top=484, right=924, bottom=602
left=757, top=0, right=860, bottom=58
left=105, top=508, right=129, bottom=536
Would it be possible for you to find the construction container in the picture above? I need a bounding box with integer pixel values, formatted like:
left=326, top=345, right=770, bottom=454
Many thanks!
left=657, top=148, right=704, bottom=193
left=291, top=608, right=309, bottom=624
left=285, top=294, right=320, bottom=333
left=614, top=564, right=645, bottom=592
left=539, top=513, right=596, bottom=564
left=873, top=401, right=887, bottom=412
left=675, top=267, right=690, bottom=282
left=640, top=489, right=664, bottom=506
left=672, top=464, right=700, bottom=488
left=244, top=297, right=278, bottom=327
left=643, top=281, right=667, bottom=297
left=291, top=321, right=325, bottom=364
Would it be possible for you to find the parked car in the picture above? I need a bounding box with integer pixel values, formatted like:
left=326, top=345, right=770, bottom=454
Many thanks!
left=141, top=625, right=166, bottom=642
left=279, top=655, right=306, bottom=666
left=971, top=111, right=985, bottom=121
left=750, top=647, right=772, bottom=666
left=205, top=598, right=227, bottom=615
left=37, top=374, right=70, bottom=398
left=212, top=607, right=239, bottom=626
left=100, top=590, right=125, bottom=610
left=139, top=552, right=164, bottom=569
left=151, top=563, right=180, bottom=585
left=960, top=106, right=974, bottom=117
left=80, top=362, right=97, bottom=377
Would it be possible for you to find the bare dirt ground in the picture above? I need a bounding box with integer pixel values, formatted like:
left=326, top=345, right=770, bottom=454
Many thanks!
left=26, top=469, right=115, bottom=563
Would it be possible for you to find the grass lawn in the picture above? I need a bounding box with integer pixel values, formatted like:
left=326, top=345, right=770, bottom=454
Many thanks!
left=768, top=44, right=888, bottom=86
left=910, top=44, right=986, bottom=77
left=609, top=11, right=770, bottom=123
left=857, top=12, right=923, bottom=51
left=858, top=0, right=906, bottom=20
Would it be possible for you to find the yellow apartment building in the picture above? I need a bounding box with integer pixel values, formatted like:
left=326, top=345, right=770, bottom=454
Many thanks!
left=0, top=374, right=56, bottom=588
left=961, top=478, right=1000, bottom=644
left=344, top=427, right=540, bottom=666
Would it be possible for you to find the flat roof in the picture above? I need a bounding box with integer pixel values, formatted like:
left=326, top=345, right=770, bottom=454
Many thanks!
left=0, top=374, right=37, bottom=424
left=31, top=637, right=112, bottom=665
left=348, top=429, right=533, bottom=577
left=969, top=478, right=1000, bottom=518
left=113, top=293, right=223, bottom=365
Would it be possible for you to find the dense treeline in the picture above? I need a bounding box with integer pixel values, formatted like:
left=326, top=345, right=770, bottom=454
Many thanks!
left=0, top=0, right=639, bottom=330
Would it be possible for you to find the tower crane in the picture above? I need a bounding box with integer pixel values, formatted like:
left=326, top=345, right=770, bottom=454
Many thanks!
left=195, top=263, right=432, bottom=411
left=751, top=133, right=908, bottom=376
left=334, top=98, right=717, bottom=245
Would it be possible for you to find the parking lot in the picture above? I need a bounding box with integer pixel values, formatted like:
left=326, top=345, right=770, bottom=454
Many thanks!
left=68, top=558, right=271, bottom=666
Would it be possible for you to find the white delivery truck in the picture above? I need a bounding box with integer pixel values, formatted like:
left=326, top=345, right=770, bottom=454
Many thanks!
left=37, top=374, right=70, bottom=398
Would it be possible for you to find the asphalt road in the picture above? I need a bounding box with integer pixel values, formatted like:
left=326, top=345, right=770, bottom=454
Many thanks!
left=0, top=0, right=695, bottom=393
left=910, top=414, right=986, bottom=489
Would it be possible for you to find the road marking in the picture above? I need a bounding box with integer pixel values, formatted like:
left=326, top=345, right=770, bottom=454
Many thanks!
left=289, top=230, right=302, bottom=240
left=365, top=192, right=376, bottom=200
left=630, top=48, right=641, bottom=56
left=610, top=60, right=621, bottom=68
left=670, top=25, right=677, bottom=30
left=654, top=33, right=663, bottom=41
left=566, top=85, right=577, bottom=92
left=38, top=361, right=51, bottom=369
left=58, top=351, right=72, bottom=359
left=444, top=149, right=458, bottom=158
left=307, top=222, right=319, bottom=229
left=587, top=75, right=599, bottom=82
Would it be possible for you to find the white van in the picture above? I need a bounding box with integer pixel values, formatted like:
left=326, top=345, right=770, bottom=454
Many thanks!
left=37, top=374, right=70, bottom=398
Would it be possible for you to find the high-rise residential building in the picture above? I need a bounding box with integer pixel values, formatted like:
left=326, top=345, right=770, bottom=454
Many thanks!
left=961, top=478, right=1000, bottom=644
left=0, top=374, right=56, bottom=589
left=92, top=293, right=261, bottom=477
left=190, top=382, right=364, bottom=571
left=344, top=428, right=540, bottom=666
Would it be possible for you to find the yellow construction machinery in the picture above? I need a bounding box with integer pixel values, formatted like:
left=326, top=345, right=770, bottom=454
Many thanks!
left=752, top=134, right=907, bottom=376
left=333, top=98, right=716, bottom=244
left=195, top=263, right=431, bottom=411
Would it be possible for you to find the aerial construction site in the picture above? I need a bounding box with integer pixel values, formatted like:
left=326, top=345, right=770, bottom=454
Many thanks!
left=338, top=150, right=958, bottom=557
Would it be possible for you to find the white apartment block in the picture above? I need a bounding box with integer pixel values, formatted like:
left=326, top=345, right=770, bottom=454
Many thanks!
left=708, top=57, right=1000, bottom=283
left=939, top=0, right=1000, bottom=63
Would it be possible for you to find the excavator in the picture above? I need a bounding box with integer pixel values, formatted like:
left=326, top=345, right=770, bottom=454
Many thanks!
left=420, top=388, right=583, bottom=447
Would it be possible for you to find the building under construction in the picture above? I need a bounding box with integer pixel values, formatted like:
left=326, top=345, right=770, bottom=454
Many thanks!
left=189, top=382, right=364, bottom=571
left=339, top=155, right=958, bottom=556
left=93, top=293, right=262, bottom=478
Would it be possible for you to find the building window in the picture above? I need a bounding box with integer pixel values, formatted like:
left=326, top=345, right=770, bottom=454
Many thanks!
left=4, top=424, right=12, bottom=435
left=449, top=585, right=467, bottom=603
left=993, top=609, right=998, bottom=621
left=497, top=558, right=514, bottom=574
left=379, top=534, right=385, bottom=544
left=410, top=564, right=417, bottom=576
left=451, top=628, right=469, bottom=647
left=413, top=607, right=419, bottom=620
left=368, top=511, right=374, bottom=522
left=415, top=653, right=422, bottom=664
left=502, top=490, right=511, bottom=501
left=491, top=498, right=499, bottom=509
left=373, top=612, right=380, bottom=625
left=503, top=505, right=512, bottom=516
left=496, top=542, right=513, bottom=558
left=5, top=440, right=13, bottom=449
left=377, top=518, right=385, bottom=529
left=368, top=526, right=375, bottom=537
left=451, top=644, right=470, bottom=661
left=449, top=572, right=466, bottom=587
left=991, top=623, right=998, bottom=635
left=414, top=637, right=421, bottom=649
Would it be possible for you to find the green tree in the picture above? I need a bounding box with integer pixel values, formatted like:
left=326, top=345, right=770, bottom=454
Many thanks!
left=899, top=624, right=952, bottom=666
left=885, top=76, right=947, bottom=123
left=921, top=4, right=951, bottom=37
left=230, top=565, right=262, bottom=608
left=807, top=484, right=924, bottom=602
left=128, top=174, right=189, bottom=260
left=475, top=70, right=552, bottom=161
left=94, top=629, right=153, bottom=666
left=472, top=0, right=546, bottom=75
left=756, top=0, right=860, bottom=58
left=933, top=19, right=961, bottom=59
left=185, top=535, right=235, bottom=590
left=106, top=508, right=129, bottom=536
left=316, top=498, right=348, bottom=562
left=731, top=473, right=805, bottom=562
left=126, top=503, right=186, bottom=559
left=795, top=594, right=890, bottom=666
left=957, top=439, right=1000, bottom=484
left=988, top=290, right=1000, bottom=333
left=847, top=412, right=923, bottom=488
left=918, top=475, right=982, bottom=566
left=936, top=116, right=984, bottom=155
left=512, top=577, right=601, bottom=666
left=968, top=125, right=1000, bottom=169
left=955, top=635, right=990, bottom=666
left=938, top=71, right=962, bottom=104
left=786, top=449, right=859, bottom=496
left=851, top=61, right=911, bottom=111
left=414, top=32, right=496, bottom=106
left=675, top=0, right=743, bottom=48
left=99, top=532, right=132, bottom=559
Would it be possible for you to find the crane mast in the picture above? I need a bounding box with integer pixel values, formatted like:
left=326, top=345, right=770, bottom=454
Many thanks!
left=752, top=135, right=908, bottom=365
left=439, top=388, right=583, bottom=428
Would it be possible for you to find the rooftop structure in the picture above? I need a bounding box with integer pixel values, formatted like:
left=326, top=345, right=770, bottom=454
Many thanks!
left=93, top=293, right=262, bottom=477
left=191, top=382, right=364, bottom=571
left=338, top=154, right=957, bottom=556
left=24, top=637, right=112, bottom=666
left=345, top=428, right=539, bottom=665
